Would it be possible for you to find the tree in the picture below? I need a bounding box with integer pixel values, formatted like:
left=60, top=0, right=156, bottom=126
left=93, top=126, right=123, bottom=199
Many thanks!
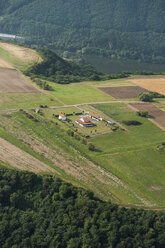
left=88, top=143, right=95, bottom=151
left=136, top=110, right=148, bottom=117
left=139, top=93, right=153, bottom=102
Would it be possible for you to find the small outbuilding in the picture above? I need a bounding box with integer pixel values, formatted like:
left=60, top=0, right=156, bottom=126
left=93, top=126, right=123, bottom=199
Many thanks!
left=88, top=112, right=102, bottom=121
left=59, top=114, right=66, bottom=120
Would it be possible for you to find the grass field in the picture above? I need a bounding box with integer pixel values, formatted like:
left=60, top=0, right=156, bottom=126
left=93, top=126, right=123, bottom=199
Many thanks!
left=49, top=82, right=114, bottom=104
left=0, top=92, right=61, bottom=110
left=90, top=103, right=165, bottom=208
left=155, top=102, right=165, bottom=111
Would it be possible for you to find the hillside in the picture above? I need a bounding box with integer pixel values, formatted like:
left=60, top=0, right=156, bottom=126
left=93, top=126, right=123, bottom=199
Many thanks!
left=0, top=42, right=165, bottom=210
left=0, top=0, right=165, bottom=65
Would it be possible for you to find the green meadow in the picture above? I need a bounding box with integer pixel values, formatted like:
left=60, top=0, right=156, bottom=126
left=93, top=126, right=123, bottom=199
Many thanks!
left=49, top=82, right=114, bottom=104
left=90, top=103, right=165, bottom=208
left=0, top=92, right=61, bottom=110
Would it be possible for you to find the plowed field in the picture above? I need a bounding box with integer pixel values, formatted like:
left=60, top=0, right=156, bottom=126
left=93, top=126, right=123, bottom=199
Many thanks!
left=0, top=69, right=38, bottom=93
left=0, top=137, right=55, bottom=173
left=99, top=86, right=149, bottom=99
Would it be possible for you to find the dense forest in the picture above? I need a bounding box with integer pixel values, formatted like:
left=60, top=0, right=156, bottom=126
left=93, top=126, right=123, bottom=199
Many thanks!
left=0, top=167, right=165, bottom=248
left=0, top=0, right=165, bottom=64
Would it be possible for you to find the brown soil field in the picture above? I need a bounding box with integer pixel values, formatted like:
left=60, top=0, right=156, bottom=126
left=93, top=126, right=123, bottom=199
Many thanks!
left=127, top=77, right=165, bottom=95
left=0, top=42, right=42, bottom=63
left=0, top=57, right=14, bottom=69
left=98, top=86, right=149, bottom=99
left=129, top=103, right=165, bottom=130
left=0, top=68, right=39, bottom=93
left=0, top=137, right=55, bottom=173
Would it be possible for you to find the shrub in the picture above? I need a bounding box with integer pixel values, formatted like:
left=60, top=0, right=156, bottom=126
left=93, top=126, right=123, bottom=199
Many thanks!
left=67, top=129, right=74, bottom=137
left=139, top=92, right=153, bottom=102
left=122, top=120, right=142, bottom=126
left=81, top=139, right=87, bottom=145
left=136, top=110, right=148, bottom=117
left=74, top=134, right=80, bottom=141
left=88, top=143, right=96, bottom=151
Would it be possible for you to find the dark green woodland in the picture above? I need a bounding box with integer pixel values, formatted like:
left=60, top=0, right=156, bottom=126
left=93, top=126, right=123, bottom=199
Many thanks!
left=0, top=167, right=165, bottom=248
left=0, top=0, right=165, bottom=64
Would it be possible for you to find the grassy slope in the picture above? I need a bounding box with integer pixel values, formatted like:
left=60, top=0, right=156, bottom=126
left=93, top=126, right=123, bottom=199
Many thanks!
left=91, top=104, right=165, bottom=207
left=0, top=47, right=29, bottom=71
left=0, top=43, right=62, bottom=109
left=0, top=107, right=165, bottom=208
left=0, top=92, right=61, bottom=110
left=0, top=111, right=148, bottom=206
left=0, top=43, right=165, bottom=208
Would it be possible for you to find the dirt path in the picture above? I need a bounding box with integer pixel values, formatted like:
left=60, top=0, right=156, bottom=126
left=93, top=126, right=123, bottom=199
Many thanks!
left=0, top=57, right=14, bottom=69
left=0, top=137, right=55, bottom=173
left=0, top=100, right=162, bottom=115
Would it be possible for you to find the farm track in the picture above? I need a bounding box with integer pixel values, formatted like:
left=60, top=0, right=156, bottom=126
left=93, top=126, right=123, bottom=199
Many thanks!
left=0, top=100, right=152, bottom=115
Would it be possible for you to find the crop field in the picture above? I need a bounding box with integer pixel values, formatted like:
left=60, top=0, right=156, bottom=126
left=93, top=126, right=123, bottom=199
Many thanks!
left=129, top=103, right=165, bottom=130
left=0, top=137, right=55, bottom=173
left=98, top=86, right=149, bottom=99
left=0, top=41, right=42, bottom=63
left=0, top=68, right=39, bottom=93
left=74, top=79, right=135, bottom=88
left=127, top=76, right=165, bottom=95
left=49, top=82, right=113, bottom=104
left=90, top=103, right=165, bottom=208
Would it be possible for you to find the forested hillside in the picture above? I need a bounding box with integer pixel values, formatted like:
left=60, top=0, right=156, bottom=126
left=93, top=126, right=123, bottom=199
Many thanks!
left=0, top=0, right=165, bottom=64
left=0, top=167, right=165, bottom=248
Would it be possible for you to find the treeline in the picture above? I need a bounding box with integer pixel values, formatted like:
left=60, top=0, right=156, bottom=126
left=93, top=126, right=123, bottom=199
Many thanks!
left=25, top=48, right=159, bottom=84
left=0, top=167, right=165, bottom=248
left=25, top=48, right=102, bottom=84
left=0, top=0, right=165, bottom=64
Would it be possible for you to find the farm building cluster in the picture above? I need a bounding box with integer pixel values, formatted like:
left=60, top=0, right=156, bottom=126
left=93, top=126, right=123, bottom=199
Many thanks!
left=58, top=111, right=115, bottom=128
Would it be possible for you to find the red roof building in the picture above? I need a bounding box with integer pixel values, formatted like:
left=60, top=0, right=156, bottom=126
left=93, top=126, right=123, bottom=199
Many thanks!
left=76, top=117, right=95, bottom=127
